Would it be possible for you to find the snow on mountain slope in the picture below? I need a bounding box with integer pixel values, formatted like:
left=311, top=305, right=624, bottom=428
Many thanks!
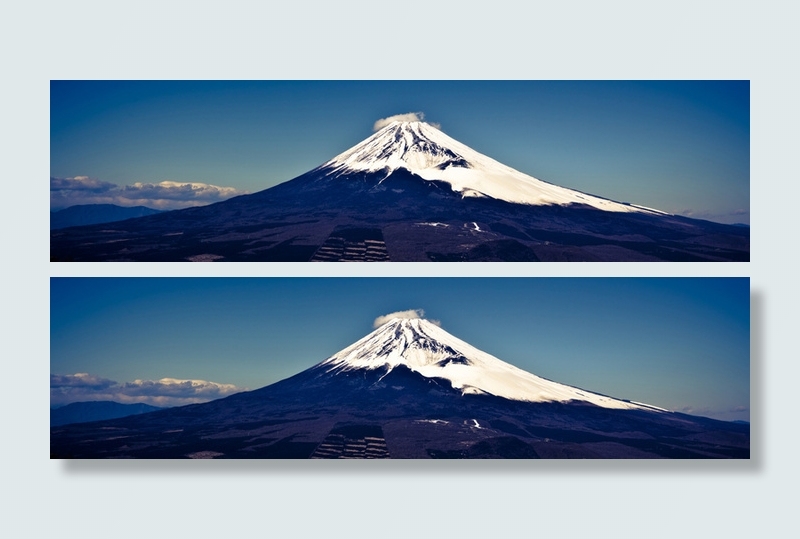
left=323, top=121, right=665, bottom=214
left=319, top=318, right=664, bottom=411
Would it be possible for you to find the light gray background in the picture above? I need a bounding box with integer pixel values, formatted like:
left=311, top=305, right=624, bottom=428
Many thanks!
left=8, top=1, right=795, bottom=536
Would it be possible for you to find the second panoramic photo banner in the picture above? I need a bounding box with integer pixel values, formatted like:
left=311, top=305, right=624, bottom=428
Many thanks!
left=50, top=277, right=750, bottom=459
left=50, top=81, right=749, bottom=262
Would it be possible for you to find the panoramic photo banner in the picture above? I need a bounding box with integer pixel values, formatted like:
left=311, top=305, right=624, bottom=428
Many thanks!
left=51, top=277, right=750, bottom=459
left=50, top=81, right=749, bottom=262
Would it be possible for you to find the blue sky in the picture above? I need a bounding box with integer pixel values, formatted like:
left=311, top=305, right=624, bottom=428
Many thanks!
left=50, top=277, right=750, bottom=421
left=50, top=81, right=750, bottom=223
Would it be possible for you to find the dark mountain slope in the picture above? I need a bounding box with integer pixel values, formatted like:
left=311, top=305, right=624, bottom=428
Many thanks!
left=50, top=167, right=748, bottom=262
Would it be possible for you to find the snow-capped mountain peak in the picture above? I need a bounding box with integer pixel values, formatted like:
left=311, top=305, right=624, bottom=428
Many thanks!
left=319, top=317, right=663, bottom=411
left=322, top=121, right=664, bottom=214
left=325, top=121, right=471, bottom=173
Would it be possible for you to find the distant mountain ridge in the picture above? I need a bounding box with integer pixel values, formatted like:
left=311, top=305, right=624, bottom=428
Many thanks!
left=51, top=204, right=162, bottom=230
left=50, top=401, right=161, bottom=426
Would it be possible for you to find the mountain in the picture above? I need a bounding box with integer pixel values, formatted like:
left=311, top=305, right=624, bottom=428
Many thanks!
left=50, top=400, right=161, bottom=426
left=50, top=318, right=749, bottom=459
left=50, top=204, right=162, bottom=230
left=322, top=318, right=662, bottom=411
left=50, top=121, right=749, bottom=261
left=323, top=121, right=661, bottom=213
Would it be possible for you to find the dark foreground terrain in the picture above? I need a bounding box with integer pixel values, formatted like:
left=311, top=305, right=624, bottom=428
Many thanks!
left=51, top=168, right=749, bottom=262
left=51, top=365, right=749, bottom=459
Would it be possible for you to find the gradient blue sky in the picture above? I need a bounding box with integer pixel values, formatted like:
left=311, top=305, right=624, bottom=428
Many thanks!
left=50, top=277, right=750, bottom=421
left=50, top=81, right=750, bottom=223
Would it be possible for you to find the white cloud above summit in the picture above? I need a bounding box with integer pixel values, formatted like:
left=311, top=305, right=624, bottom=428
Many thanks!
left=373, top=309, right=441, bottom=328
left=373, top=112, right=440, bottom=131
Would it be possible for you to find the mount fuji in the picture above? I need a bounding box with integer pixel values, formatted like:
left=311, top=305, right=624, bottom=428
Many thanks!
left=322, top=121, right=660, bottom=213
left=51, top=317, right=749, bottom=459
left=50, top=121, right=749, bottom=262
left=320, top=318, right=662, bottom=411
